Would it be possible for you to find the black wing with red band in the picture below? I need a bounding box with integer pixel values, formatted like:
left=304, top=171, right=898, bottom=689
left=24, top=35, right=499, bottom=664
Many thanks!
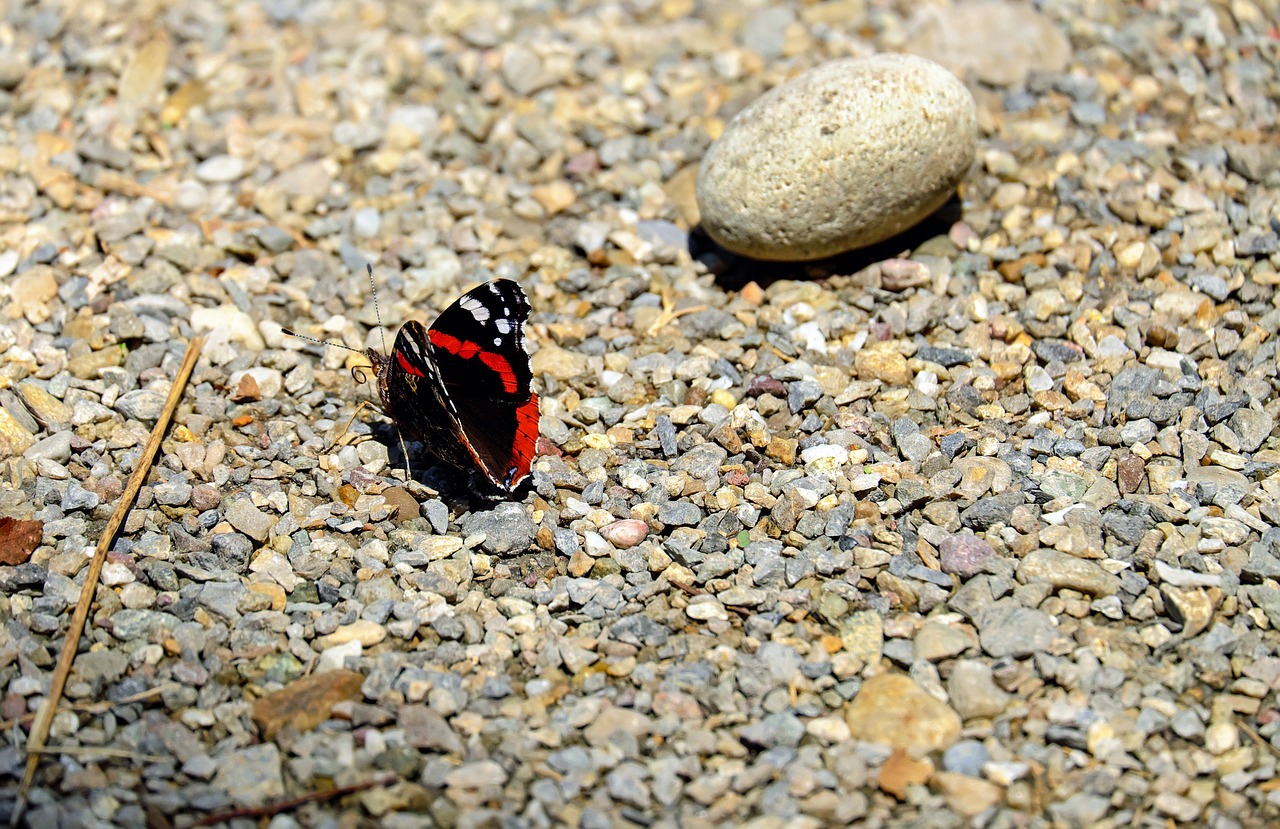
left=377, top=279, right=539, bottom=492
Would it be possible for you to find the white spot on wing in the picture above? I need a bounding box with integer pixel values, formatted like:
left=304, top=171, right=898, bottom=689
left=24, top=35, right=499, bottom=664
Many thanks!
left=494, top=337, right=502, bottom=346
left=495, top=318, right=511, bottom=334
left=459, top=296, right=489, bottom=321
left=401, top=331, right=425, bottom=360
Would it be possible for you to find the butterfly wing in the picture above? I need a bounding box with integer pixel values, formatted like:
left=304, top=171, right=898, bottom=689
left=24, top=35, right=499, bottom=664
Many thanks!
left=378, top=320, right=479, bottom=473
left=424, top=279, right=540, bottom=491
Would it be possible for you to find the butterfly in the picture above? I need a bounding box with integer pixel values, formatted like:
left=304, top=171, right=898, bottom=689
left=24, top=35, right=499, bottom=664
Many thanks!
left=367, top=279, right=540, bottom=492
left=288, top=274, right=539, bottom=494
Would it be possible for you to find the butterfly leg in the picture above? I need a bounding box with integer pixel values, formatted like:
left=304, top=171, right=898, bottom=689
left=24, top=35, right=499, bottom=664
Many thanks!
left=397, top=430, right=413, bottom=481
left=323, top=400, right=373, bottom=454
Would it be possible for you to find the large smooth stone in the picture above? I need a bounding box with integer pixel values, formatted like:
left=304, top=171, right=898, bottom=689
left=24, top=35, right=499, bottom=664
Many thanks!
left=696, top=54, right=976, bottom=261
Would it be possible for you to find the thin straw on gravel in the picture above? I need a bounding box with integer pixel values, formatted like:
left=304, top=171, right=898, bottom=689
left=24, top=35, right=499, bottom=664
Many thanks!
left=11, top=337, right=204, bottom=829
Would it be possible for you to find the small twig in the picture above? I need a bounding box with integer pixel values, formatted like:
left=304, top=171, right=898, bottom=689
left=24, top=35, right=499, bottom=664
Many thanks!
left=396, top=429, right=413, bottom=481
left=645, top=287, right=706, bottom=336
left=94, top=170, right=175, bottom=207
left=0, top=683, right=177, bottom=731
left=191, top=774, right=399, bottom=826
left=12, top=336, right=203, bottom=829
left=669, top=579, right=750, bottom=618
left=26, top=745, right=166, bottom=763
left=1240, top=721, right=1279, bottom=758
left=668, top=579, right=704, bottom=596
left=767, top=344, right=797, bottom=364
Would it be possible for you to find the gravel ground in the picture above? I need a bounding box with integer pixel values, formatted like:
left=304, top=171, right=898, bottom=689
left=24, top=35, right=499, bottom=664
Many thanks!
left=2, top=1, right=1279, bottom=828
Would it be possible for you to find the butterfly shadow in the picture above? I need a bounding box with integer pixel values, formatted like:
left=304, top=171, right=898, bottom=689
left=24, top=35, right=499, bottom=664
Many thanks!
left=371, top=421, right=522, bottom=509
left=690, top=196, right=964, bottom=292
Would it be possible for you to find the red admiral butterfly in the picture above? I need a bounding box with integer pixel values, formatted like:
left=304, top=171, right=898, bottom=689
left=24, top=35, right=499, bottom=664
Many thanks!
left=287, top=274, right=539, bottom=493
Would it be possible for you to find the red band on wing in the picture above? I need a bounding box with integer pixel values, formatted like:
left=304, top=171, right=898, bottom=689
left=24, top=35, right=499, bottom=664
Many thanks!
left=428, top=329, right=519, bottom=393
left=396, top=350, right=425, bottom=377
left=507, top=392, right=540, bottom=485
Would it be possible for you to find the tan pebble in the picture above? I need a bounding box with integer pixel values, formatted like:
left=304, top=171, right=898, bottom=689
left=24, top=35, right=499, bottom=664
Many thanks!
left=765, top=436, right=797, bottom=465
left=698, top=55, right=976, bottom=260
left=686, top=597, right=729, bottom=621
left=231, top=373, right=262, bottom=402
left=380, top=487, right=420, bottom=523
left=316, top=619, right=387, bottom=650
left=0, top=410, right=35, bottom=460
left=931, top=771, right=1003, bottom=816
left=248, top=582, right=288, bottom=612
left=805, top=716, right=851, bottom=743
left=568, top=549, right=593, bottom=577
left=845, top=673, right=962, bottom=753
left=739, top=281, right=765, bottom=305
left=6, top=267, right=58, bottom=323
left=855, top=345, right=912, bottom=386
left=531, top=181, right=577, bottom=214
left=530, top=342, right=589, bottom=381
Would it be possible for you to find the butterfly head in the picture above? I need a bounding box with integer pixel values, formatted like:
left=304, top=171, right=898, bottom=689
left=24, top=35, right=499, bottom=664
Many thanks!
left=362, top=345, right=394, bottom=401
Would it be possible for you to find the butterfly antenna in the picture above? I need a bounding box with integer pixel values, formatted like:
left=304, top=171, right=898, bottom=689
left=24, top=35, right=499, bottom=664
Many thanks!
left=367, top=263, right=387, bottom=354
left=280, top=327, right=365, bottom=354
left=281, top=327, right=377, bottom=385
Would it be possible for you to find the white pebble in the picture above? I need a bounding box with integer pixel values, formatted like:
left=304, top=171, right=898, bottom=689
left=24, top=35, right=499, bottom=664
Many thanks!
left=100, top=562, right=136, bottom=586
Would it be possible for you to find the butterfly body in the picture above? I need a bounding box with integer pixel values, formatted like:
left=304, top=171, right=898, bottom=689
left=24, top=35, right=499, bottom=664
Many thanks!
left=369, top=279, right=539, bottom=493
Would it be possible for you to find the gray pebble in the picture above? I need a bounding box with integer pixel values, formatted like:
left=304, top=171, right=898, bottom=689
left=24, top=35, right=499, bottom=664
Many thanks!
left=658, top=501, right=702, bottom=527
left=739, top=711, right=805, bottom=749
left=224, top=498, right=276, bottom=543
left=461, top=503, right=535, bottom=555
left=153, top=477, right=193, bottom=507
left=941, top=739, right=989, bottom=776
left=107, top=609, right=177, bottom=640
left=255, top=226, right=295, bottom=253
left=61, top=480, right=99, bottom=512
left=211, top=744, right=284, bottom=807
left=961, top=492, right=1024, bottom=530
left=977, top=602, right=1059, bottom=658
left=23, top=431, right=72, bottom=462
left=114, top=389, right=167, bottom=422
left=1229, top=408, right=1273, bottom=453
left=196, top=154, right=246, bottom=183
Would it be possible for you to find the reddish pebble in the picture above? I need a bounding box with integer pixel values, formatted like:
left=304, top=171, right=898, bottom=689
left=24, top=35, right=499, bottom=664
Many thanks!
left=939, top=534, right=995, bottom=579
left=880, top=259, right=932, bottom=291
left=1118, top=455, right=1145, bottom=494
left=1, top=692, right=26, bottom=723
left=747, top=375, right=785, bottom=397
left=231, top=373, right=261, bottom=402
left=536, top=436, right=564, bottom=458
left=191, top=484, right=221, bottom=512
left=599, top=519, right=649, bottom=549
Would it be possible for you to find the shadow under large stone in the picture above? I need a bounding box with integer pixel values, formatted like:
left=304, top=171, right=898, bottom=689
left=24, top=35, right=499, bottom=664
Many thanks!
left=694, top=197, right=964, bottom=292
